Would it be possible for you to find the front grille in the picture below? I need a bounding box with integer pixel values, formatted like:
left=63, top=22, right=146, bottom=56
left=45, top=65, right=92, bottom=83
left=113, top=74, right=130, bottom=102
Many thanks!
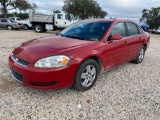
left=31, top=81, right=59, bottom=86
left=11, top=54, right=29, bottom=67
left=10, top=69, right=23, bottom=83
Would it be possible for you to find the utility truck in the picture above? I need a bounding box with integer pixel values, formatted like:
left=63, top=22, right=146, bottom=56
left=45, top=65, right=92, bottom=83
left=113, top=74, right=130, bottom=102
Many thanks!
left=29, top=10, right=79, bottom=33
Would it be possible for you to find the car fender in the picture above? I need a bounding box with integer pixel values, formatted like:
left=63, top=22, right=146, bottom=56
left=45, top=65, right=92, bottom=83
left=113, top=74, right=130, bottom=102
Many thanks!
left=73, top=49, right=104, bottom=73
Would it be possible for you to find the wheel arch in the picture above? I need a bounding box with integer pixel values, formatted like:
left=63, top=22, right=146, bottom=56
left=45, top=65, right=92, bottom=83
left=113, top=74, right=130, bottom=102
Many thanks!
left=143, top=43, right=147, bottom=51
left=77, top=55, right=103, bottom=74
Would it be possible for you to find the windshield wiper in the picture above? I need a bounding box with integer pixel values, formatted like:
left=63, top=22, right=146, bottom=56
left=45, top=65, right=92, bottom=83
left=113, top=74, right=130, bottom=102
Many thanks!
left=64, top=35, right=85, bottom=40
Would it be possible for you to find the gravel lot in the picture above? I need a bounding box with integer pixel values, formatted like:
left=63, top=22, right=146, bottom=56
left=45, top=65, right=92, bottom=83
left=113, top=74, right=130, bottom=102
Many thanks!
left=0, top=29, right=160, bottom=120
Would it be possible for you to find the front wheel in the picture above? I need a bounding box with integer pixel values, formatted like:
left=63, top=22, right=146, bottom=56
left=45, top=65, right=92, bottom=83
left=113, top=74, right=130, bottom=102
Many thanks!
left=132, top=46, right=145, bottom=64
left=72, top=59, right=99, bottom=91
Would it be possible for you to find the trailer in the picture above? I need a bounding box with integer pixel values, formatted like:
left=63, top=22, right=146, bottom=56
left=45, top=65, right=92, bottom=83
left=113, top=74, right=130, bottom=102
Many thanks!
left=29, top=10, right=79, bottom=33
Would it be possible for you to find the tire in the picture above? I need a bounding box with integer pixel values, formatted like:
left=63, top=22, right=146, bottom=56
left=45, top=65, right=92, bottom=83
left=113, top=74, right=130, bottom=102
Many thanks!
left=72, top=59, right=99, bottom=91
left=24, top=25, right=29, bottom=30
left=6, top=25, right=13, bottom=30
left=35, top=24, right=43, bottom=33
left=132, top=46, right=145, bottom=64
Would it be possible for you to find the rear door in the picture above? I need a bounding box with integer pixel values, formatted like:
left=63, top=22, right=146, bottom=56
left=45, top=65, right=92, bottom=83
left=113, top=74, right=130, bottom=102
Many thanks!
left=0, top=18, right=8, bottom=28
left=103, top=22, right=128, bottom=69
left=125, top=22, right=144, bottom=61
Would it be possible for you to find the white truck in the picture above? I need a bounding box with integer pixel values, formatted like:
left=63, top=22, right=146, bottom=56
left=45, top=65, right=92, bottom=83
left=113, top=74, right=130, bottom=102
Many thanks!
left=9, top=17, right=32, bottom=30
left=29, top=10, right=79, bottom=33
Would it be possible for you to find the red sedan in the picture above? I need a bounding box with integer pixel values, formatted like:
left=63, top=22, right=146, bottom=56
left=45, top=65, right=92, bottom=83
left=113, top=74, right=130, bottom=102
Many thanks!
left=9, top=19, right=150, bottom=91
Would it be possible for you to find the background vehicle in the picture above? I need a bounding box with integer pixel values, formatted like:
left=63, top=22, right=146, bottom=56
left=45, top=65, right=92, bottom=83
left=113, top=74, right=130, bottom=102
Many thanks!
left=152, top=27, right=160, bottom=34
left=29, top=10, right=79, bottom=33
left=9, top=17, right=32, bottom=30
left=0, top=18, right=24, bottom=30
left=140, top=25, right=149, bottom=32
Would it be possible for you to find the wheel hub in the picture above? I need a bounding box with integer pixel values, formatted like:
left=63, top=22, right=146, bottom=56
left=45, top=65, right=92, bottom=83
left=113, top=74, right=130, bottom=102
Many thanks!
left=81, top=65, right=96, bottom=87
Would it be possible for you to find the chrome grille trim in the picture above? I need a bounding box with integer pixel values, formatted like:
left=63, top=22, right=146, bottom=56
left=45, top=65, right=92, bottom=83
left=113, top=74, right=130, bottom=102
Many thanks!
left=11, top=53, right=29, bottom=67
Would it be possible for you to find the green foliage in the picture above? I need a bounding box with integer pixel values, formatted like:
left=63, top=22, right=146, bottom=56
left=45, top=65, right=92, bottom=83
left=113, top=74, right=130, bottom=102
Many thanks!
left=62, top=0, right=107, bottom=19
left=140, top=7, right=160, bottom=29
left=0, top=12, right=29, bottom=19
left=0, top=0, right=37, bottom=18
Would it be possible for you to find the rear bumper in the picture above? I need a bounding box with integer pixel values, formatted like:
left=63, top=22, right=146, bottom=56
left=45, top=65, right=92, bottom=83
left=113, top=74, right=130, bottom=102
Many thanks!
left=9, top=55, right=78, bottom=90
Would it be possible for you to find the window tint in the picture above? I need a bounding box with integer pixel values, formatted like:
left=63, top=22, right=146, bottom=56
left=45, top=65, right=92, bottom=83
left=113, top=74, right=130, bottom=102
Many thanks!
left=111, top=22, right=126, bottom=37
left=61, top=21, right=112, bottom=41
left=9, top=18, right=15, bottom=21
left=137, top=26, right=143, bottom=34
left=57, top=14, right=63, bottom=19
left=1, top=19, right=7, bottom=22
left=126, top=22, right=139, bottom=36
left=17, top=18, right=21, bottom=20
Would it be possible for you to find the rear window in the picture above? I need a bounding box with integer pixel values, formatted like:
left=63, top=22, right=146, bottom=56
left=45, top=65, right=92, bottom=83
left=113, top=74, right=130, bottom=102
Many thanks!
left=9, top=18, right=15, bottom=21
left=17, top=18, right=22, bottom=20
left=9, top=19, right=16, bottom=23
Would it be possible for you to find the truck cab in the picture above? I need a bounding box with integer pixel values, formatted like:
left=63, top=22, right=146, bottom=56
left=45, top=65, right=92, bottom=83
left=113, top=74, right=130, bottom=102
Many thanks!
left=29, top=10, right=79, bottom=33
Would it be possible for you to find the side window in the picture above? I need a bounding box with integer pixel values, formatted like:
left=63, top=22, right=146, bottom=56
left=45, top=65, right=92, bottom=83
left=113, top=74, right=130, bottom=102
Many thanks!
left=111, top=22, right=126, bottom=37
left=126, top=22, right=139, bottom=36
left=137, top=26, right=143, bottom=34
left=1, top=19, right=7, bottom=22
left=10, top=18, right=15, bottom=21
left=57, top=14, right=63, bottom=19
left=65, top=15, right=69, bottom=20
left=17, top=18, right=21, bottom=20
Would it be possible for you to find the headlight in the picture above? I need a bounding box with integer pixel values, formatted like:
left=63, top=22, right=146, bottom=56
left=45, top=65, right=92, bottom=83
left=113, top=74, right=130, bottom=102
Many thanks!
left=34, top=55, right=70, bottom=68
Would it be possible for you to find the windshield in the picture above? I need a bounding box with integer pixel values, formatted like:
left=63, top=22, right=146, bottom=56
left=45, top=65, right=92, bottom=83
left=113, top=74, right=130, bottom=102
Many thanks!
left=9, top=19, right=16, bottom=23
left=60, top=21, right=112, bottom=41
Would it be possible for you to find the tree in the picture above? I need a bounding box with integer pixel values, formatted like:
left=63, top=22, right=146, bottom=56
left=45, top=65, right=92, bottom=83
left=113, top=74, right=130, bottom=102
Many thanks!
left=0, top=0, right=37, bottom=18
left=62, top=0, right=107, bottom=19
left=140, top=7, right=160, bottom=30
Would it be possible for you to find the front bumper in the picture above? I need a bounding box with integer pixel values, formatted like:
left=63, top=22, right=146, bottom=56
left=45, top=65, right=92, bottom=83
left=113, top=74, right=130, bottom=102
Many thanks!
left=9, top=55, right=78, bottom=90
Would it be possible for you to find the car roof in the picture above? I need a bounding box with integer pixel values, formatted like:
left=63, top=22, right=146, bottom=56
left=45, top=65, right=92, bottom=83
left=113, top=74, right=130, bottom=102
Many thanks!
left=81, top=18, right=137, bottom=24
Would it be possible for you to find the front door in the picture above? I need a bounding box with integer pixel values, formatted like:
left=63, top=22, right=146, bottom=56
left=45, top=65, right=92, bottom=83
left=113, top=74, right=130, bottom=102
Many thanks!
left=55, top=14, right=65, bottom=28
left=103, top=22, right=128, bottom=69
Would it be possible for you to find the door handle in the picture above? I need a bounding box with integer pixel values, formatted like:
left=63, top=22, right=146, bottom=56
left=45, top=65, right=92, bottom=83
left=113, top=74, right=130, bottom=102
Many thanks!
left=124, top=41, right=128, bottom=44
left=139, top=37, right=142, bottom=40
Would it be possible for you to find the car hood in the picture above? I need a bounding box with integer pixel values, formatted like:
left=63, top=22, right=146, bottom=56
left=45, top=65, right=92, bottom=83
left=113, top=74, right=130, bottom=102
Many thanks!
left=13, top=36, right=94, bottom=63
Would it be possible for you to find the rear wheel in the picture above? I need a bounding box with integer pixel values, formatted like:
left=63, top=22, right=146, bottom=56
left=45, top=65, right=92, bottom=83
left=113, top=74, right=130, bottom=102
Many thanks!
left=24, top=24, right=29, bottom=30
left=72, top=59, right=99, bottom=91
left=6, top=25, right=13, bottom=30
left=35, top=24, right=43, bottom=33
left=132, top=46, right=145, bottom=64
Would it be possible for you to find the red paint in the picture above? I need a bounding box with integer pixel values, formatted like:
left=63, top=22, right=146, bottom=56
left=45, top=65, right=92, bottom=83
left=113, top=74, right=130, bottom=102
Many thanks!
left=8, top=19, right=150, bottom=90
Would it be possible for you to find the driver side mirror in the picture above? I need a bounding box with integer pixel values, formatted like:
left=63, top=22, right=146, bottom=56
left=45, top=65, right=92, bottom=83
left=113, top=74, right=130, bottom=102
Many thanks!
left=110, top=34, right=123, bottom=40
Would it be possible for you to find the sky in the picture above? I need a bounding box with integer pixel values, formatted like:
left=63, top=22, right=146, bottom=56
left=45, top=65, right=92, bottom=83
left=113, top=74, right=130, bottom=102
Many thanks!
left=9, top=0, right=160, bottom=24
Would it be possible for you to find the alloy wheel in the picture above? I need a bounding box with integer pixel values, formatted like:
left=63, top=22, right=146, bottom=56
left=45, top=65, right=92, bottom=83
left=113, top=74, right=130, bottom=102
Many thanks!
left=80, top=65, right=96, bottom=87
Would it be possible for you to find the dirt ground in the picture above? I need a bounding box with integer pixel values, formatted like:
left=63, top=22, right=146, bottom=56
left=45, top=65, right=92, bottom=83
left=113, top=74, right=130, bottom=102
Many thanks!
left=0, top=29, right=160, bottom=119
